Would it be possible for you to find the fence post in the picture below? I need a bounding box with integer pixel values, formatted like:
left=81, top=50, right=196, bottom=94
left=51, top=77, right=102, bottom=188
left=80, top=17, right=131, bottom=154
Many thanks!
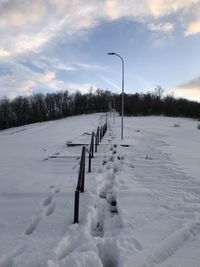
left=77, top=146, right=86, bottom=192
left=95, top=134, right=97, bottom=152
left=97, top=127, right=99, bottom=145
left=100, top=126, right=103, bottom=142
left=91, top=132, right=94, bottom=158
left=82, top=147, right=85, bottom=192
left=88, top=151, right=91, bottom=172
left=74, top=190, right=80, bottom=223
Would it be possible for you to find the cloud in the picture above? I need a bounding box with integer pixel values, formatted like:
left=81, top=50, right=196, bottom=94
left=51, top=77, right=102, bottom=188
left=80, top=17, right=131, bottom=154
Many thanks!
left=0, top=1, right=46, bottom=28
left=1, top=0, right=200, bottom=59
left=147, top=22, right=174, bottom=47
left=31, top=57, right=107, bottom=72
left=148, top=22, right=174, bottom=32
left=100, top=75, right=120, bottom=91
left=1, top=0, right=200, bottom=99
left=148, top=0, right=200, bottom=17
left=147, top=22, right=174, bottom=46
left=183, top=5, right=200, bottom=36
left=0, top=56, right=103, bottom=98
left=180, top=75, right=200, bottom=89
left=185, top=18, right=200, bottom=35
left=0, top=1, right=102, bottom=57
left=0, top=59, right=65, bottom=98
left=65, top=82, right=97, bottom=94
left=173, top=75, right=200, bottom=101
left=74, top=62, right=107, bottom=71
left=39, top=71, right=56, bottom=82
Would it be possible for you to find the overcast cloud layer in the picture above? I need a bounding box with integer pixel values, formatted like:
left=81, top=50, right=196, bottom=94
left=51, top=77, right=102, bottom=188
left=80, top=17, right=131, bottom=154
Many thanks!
left=0, top=0, right=200, bottom=100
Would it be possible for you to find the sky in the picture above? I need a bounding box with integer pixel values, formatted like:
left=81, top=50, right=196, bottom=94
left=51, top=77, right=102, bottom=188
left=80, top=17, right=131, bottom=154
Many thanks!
left=0, top=0, right=200, bottom=102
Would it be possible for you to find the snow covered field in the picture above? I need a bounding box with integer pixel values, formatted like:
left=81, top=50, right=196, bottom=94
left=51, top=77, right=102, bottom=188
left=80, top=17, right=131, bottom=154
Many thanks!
left=0, top=113, right=200, bottom=267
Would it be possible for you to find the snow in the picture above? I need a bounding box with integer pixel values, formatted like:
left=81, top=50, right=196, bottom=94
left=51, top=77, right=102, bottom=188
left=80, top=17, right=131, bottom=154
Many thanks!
left=0, top=114, right=200, bottom=266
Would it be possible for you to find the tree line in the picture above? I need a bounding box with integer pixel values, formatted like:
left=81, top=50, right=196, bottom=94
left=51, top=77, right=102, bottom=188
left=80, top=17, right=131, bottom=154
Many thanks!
left=119, top=87, right=200, bottom=118
left=0, top=89, right=111, bottom=130
left=0, top=87, right=199, bottom=130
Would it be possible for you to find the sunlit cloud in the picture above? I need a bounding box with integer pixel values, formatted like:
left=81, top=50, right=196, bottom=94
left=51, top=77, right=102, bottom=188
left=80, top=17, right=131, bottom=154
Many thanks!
left=0, top=0, right=200, bottom=99
left=0, top=59, right=64, bottom=98
left=179, top=2, right=200, bottom=36
left=1, top=0, right=200, bottom=59
left=173, top=75, right=200, bottom=101
left=184, top=17, right=200, bottom=36
left=18, top=80, right=36, bottom=94
left=0, top=1, right=46, bottom=28
left=148, top=0, right=200, bottom=17
left=14, top=70, right=60, bottom=96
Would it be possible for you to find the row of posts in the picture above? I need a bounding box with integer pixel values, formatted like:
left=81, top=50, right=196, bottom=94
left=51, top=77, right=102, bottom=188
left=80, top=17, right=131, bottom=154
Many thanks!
left=74, top=122, right=107, bottom=223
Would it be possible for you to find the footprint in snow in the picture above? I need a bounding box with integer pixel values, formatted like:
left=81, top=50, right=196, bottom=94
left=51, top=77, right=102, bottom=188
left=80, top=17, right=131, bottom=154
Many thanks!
left=132, top=237, right=143, bottom=251
left=45, top=201, right=56, bottom=216
left=42, top=194, right=53, bottom=206
left=25, top=215, right=41, bottom=235
left=54, top=188, right=60, bottom=193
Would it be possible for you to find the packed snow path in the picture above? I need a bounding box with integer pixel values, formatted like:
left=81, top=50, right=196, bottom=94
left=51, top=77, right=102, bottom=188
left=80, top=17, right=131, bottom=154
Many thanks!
left=0, top=114, right=200, bottom=267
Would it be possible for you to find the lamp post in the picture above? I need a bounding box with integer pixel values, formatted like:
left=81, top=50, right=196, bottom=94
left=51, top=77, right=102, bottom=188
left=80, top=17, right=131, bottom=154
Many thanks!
left=107, top=52, right=124, bottom=140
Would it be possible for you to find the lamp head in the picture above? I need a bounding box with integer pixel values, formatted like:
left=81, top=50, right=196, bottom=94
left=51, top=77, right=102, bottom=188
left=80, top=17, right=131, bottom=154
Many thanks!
left=107, top=52, right=115, bottom=55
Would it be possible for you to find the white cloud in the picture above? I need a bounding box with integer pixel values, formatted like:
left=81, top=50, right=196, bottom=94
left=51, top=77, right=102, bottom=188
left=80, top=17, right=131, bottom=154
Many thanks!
left=148, top=22, right=174, bottom=32
left=183, top=5, right=200, bottom=36
left=0, top=59, right=65, bottom=98
left=0, top=1, right=46, bottom=28
left=148, top=0, right=200, bottom=17
left=1, top=0, right=200, bottom=98
left=147, top=22, right=174, bottom=47
left=1, top=0, right=200, bottom=59
left=66, top=82, right=97, bottom=94
left=32, top=57, right=107, bottom=72
left=74, top=62, right=107, bottom=71
left=185, top=18, right=200, bottom=35
left=0, top=56, right=103, bottom=98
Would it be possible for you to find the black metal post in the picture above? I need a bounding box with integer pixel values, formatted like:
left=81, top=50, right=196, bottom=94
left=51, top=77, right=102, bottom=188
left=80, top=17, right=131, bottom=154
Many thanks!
left=97, top=127, right=99, bottom=145
left=95, top=134, right=97, bottom=152
left=100, top=126, right=103, bottom=142
left=74, top=190, right=80, bottom=223
left=77, top=146, right=85, bottom=192
left=88, top=152, right=91, bottom=172
left=81, top=147, right=85, bottom=192
left=90, top=132, right=94, bottom=158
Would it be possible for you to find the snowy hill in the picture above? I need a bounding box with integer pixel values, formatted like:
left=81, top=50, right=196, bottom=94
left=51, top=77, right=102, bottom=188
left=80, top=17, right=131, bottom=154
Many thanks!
left=0, top=114, right=200, bottom=267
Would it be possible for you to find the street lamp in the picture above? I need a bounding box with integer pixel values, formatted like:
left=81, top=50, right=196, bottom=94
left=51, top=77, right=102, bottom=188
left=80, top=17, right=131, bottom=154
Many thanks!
left=107, top=52, right=124, bottom=140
